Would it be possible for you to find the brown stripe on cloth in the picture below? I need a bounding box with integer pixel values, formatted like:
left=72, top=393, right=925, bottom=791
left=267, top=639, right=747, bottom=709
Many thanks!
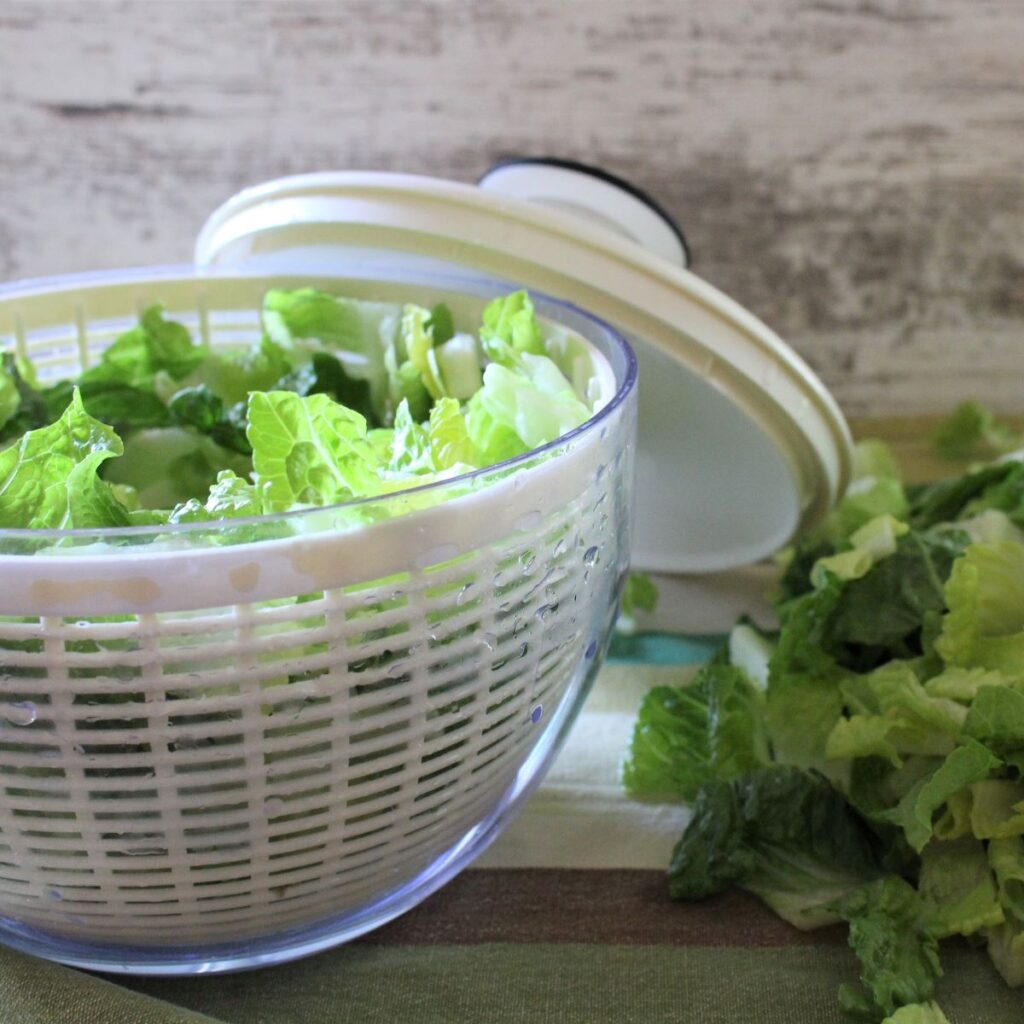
left=355, top=869, right=847, bottom=948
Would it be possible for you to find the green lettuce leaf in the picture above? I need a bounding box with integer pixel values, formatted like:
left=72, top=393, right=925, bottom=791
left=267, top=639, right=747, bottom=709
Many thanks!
left=0, top=353, right=51, bottom=443
left=828, top=528, right=968, bottom=664
left=766, top=573, right=847, bottom=768
left=929, top=401, right=1020, bottom=462
left=387, top=398, right=433, bottom=474
left=0, top=389, right=129, bottom=529
left=837, top=876, right=943, bottom=1019
left=262, top=288, right=399, bottom=421
left=668, top=766, right=894, bottom=929
left=937, top=540, right=1024, bottom=673
left=425, top=303, right=455, bottom=345
left=464, top=390, right=529, bottom=466
left=428, top=397, right=478, bottom=471
left=174, top=336, right=292, bottom=407
left=988, top=836, right=1024, bottom=925
left=0, top=358, right=19, bottom=430
left=908, top=462, right=1017, bottom=531
left=272, top=350, right=374, bottom=424
left=247, top=390, right=380, bottom=513
left=480, top=290, right=545, bottom=364
left=402, top=303, right=447, bottom=401
left=964, top=685, right=1024, bottom=756
left=621, top=572, right=659, bottom=619
left=168, top=385, right=250, bottom=455
left=877, top=740, right=1001, bottom=852
left=985, top=920, right=1024, bottom=987
left=879, top=1004, right=950, bottom=1024
left=623, top=662, right=768, bottom=803
left=104, top=427, right=251, bottom=509
left=917, top=837, right=1003, bottom=938
left=80, top=305, right=205, bottom=389
left=477, top=356, right=590, bottom=452
left=169, top=470, right=262, bottom=524
left=42, top=379, right=171, bottom=431
left=968, top=780, right=1024, bottom=840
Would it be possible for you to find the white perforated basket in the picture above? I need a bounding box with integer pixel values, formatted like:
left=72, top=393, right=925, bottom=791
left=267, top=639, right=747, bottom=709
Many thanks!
left=0, top=268, right=636, bottom=973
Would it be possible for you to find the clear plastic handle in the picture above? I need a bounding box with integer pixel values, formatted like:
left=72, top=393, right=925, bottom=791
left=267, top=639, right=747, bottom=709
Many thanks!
left=478, top=158, right=690, bottom=269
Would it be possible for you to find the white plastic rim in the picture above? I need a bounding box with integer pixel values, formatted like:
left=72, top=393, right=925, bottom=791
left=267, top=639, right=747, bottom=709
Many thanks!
left=195, top=172, right=853, bottom=573
left=478, top=159, right=690, bottom=268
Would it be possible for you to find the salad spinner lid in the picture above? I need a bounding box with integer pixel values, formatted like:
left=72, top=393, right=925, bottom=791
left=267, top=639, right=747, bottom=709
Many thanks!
left=194, top=167, right=852, bottom=573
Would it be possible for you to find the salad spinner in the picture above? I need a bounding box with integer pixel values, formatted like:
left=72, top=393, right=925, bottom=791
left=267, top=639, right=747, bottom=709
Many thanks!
left=0, top=166, right=851, bottom=974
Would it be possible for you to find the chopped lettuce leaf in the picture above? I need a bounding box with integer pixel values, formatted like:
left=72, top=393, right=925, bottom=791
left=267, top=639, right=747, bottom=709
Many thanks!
left=247, top=391, right=380, bottom=513
left=918, top=837, right=1003, bottom=938
left=963, top=684, right=1024, bottom=756
left=435, top=333, right=483, bottom=400
left=43, top=379, right=171, bottom=431
left=480, top=290, right=545, bottom=364
left=937, top=540, right=1024, bottom=673
left=985, top=920, right=1024, bottom=987
left=104, top=427, right=250, bottom=510
left=402, top=303, right=447, bottom=401
left=929, top=400, right=1020, bottom=462
left=168, top=385, right=250, bottom=455
left=878, top=740, right=1001, bottom=852
left=464, top=390, right=529, bottom=466
left=766, top=573, right=847, bottom=769
left=623, top=662, right=768, bottom=803
left=477, top=357, right=590, bottom=452
left=428, top=397, right=478, bottom=471
left=879, top=1004, right=950, bottom=1024
left=0, top=358, right=19, bottom=430
left=170, top=470, right=262, bottom=524
left=669, top=766, right=894, bottom=930
left=0, top=389, right=129, bottom=529
left=425, top=303, right=455, bottom=345
left=838, top=876, right=943, bottom=1020
left=387, top=398, right=433, bottom=474
left=81, top=305, right=205, bottom=389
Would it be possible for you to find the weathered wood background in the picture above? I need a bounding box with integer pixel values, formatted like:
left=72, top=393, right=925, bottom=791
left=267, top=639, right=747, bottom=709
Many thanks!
left=0, top=0, right=1021, bottom=416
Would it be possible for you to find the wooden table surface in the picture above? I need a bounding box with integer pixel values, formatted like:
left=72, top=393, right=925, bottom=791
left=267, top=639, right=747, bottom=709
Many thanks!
left=1, top=0, right=1021, bottom=420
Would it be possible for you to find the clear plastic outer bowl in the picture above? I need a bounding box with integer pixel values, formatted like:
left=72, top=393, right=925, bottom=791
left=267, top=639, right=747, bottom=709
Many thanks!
left=0, top=264, right=637, bottom=974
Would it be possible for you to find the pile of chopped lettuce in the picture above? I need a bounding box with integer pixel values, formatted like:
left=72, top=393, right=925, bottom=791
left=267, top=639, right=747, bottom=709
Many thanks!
left=0, top=289, right=596, bottom=534
left=623, top=424, right=1024, bottom=1022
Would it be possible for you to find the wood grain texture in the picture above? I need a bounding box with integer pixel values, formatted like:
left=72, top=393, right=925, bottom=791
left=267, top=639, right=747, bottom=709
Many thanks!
left=0, top=0, right=1022, bottom=416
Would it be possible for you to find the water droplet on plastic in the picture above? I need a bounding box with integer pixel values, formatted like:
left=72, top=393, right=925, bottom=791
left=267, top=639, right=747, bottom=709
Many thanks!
left=48, top=888, right=63, bottom=901
left=1, top=701, right=37, bottom=726
left=583, top=546, right=599, bottom=566
left=585, top=639, right=598, bottom=660
left=478, top=633, right=496, bottom=652
left=263, top=797, right=284, bottom=817
left=72, top=743, right=86, bottom=756
left=553, top=538, right=567, bottom=558
left=386, top=660, right=409, bottom=679
left=514, top=509, right=542, bottom=532
left=535, top=603, right=558, bottom=623
left=531, top=704, right=543, bottom=724
left=520, top=553, right=537, bottom=575
left=595, top=464, right=606, bottom=482
left=518, top=642, right=529, bottom=659
left=457, top=583, right=475, bottom=605
left=415, top=543, right=461, bottom=570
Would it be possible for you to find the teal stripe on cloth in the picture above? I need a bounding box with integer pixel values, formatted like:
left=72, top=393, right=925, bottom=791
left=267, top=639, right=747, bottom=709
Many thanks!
left=607, top=631, right=726, bottom=665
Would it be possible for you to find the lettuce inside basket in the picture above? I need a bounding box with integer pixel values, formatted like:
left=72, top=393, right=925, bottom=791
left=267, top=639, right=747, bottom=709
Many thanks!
left=0, top=272, right=636, bottom=974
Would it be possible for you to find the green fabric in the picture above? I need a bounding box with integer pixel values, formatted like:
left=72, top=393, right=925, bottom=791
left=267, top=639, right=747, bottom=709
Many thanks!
left=1, top=943, right=1020, bottom=1024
